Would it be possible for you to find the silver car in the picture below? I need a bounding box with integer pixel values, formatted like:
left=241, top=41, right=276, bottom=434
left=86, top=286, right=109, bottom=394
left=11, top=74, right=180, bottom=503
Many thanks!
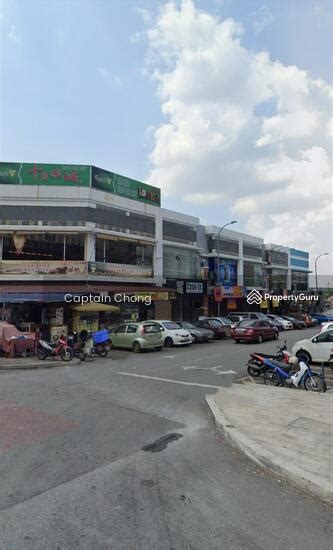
left=109, top=322, right=163, bottom=352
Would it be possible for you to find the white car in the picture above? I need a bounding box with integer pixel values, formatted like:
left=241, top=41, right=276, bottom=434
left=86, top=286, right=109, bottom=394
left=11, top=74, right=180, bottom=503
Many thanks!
left=291, top=329, right=333, bottom=363
left=320, top=321, right=333, bottom=333
left=153, top=320, right=192, bottom=347
left=267, top=315, right=293, bottom=330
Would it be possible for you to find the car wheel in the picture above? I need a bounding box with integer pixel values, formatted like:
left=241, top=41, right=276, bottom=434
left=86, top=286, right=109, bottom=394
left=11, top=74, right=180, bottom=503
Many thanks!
left=132, top=341, right=141, bottom=353
left=274, top=332, right=278, bottom=340
left=296, top=349, right=312, bottom=364
left=155, top=347, right=162, bottom=351
left=258, top=335, right=263, bottom=344
left=164, top=337, right=173, bottom=348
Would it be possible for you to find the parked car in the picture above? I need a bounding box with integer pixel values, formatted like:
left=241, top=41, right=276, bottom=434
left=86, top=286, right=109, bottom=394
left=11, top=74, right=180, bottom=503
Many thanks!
left=291, top=329, right=333, bottom=363
left=152, top=320, right=192, bottom=347
left=231, top=319, right=279, bottom=344
left=311, top=312, right=333, bottom=324
left=281, top=316, right=307, bottom=329
left=266, top=314, right=290, bottom=330
left=194, top=319, right=227, bottom=339
left=198, top=317, right=232, bottom=336
left=292, top=313, right=318, bottom=327
left=320, top=321, right=333, bottom=333
left=226, top=314, right=247, bottom=327
left=176, top=321, right=214, bottom=343
left=264, top=315, right=285, bottom=331
left=229, top=311, right=269, bottom=321
left=109, top=321, right=163, bottom=352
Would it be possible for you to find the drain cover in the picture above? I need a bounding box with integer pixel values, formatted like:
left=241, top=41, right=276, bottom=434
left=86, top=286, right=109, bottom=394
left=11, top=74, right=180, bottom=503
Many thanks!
left=142, top=432, right=183, bottom=453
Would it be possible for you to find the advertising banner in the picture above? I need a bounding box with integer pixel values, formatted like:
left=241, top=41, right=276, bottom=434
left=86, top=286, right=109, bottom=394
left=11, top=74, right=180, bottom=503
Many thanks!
left=166, top=279, right=207, bottom=295
left=214, top=286, right=222, bottom=302
left=91, top=166, right=161, bottom=206
left=218, top=259, right=237, bottom=286
left=0, top=260, right=87, bottom=276
left=89, top=261, right=153, bottom=278
left=0, top=163, right=90, bottom=186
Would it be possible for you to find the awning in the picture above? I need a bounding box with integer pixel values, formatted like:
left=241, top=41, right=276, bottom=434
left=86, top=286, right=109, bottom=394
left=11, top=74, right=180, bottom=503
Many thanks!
left=0, top=293, right=76, bottom=303
left=70, top=303, right=120, bottom=312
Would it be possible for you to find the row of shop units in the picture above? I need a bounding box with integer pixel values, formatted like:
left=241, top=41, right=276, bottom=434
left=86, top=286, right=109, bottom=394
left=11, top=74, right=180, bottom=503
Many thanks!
left=0, top=280, right=313, bottom=341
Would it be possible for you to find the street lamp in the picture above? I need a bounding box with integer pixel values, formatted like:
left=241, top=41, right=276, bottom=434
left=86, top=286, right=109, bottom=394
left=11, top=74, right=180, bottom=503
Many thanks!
left=216, top=220, right=238, bottom=316
left=315, top=252, right=328, bottom=294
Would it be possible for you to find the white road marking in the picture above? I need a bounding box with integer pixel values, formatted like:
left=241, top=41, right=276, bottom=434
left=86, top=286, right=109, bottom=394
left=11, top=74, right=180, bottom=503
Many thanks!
left=183, top=365, right=236, bottom=375
left=161, top=355, right=176, bottom=359
left=117, top=372, right=222, bottom=389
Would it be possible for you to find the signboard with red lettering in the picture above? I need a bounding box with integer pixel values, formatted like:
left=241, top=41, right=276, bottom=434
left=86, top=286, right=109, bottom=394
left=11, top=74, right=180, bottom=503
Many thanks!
left=0, top=163, right=90, bottom=186
left=214, top=286, right=222, bottom=302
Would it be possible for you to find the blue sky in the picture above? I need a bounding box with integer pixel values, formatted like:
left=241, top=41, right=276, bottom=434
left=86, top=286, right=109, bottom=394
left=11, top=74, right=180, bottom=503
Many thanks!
left=1, top=0, right=332, bottom=271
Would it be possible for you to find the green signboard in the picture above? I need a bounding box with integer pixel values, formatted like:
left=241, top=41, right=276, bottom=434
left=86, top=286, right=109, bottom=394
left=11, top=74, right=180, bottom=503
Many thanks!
left=0, top=162, right=90, bottom=186
left=91, top=166, right=161, bottom=206
left=0, top=162, right=161, bottom=206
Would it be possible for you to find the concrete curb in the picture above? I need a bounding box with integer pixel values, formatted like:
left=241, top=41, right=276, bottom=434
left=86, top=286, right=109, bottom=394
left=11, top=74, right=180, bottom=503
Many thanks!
left=0, top=359, right=81, bottom=370
left=206, top=393, right=333, bottom=505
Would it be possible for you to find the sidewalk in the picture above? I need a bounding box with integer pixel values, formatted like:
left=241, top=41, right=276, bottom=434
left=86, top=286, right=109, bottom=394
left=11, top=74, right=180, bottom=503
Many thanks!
left=0, top=356, right=80, bottom=370
left=206, top=383, right=333, bottom=504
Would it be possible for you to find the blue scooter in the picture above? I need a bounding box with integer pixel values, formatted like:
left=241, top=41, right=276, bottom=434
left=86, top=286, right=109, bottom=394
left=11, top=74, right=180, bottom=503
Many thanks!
left=262, top=355, right=326, bottom=392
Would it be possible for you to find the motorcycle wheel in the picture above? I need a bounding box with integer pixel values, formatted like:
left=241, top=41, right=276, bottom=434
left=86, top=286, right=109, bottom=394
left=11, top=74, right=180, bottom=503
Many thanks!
left=78, top=351, right=87, bottom=362
left=247, top=362, right=261, bottom=377
left=263, top=370, right=280, bottom=386
left=304, top=374, right=326, bottom=393
left=60, top=348, right=73, bottom=361
left=97, top=348, right=108, bottom=358
left=37, top=349, right=47, bottom=360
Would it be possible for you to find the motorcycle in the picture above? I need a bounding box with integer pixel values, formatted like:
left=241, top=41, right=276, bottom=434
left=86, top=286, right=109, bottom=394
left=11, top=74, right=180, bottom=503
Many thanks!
left=67, top=333, right=87, bottom=362
left=84, top=336, right=109, bottom=358
left=36, top=334, right=73, bottom=361
left=262, top=355, right=326, bottom=392
left=246, top=341, right=293, bottom=377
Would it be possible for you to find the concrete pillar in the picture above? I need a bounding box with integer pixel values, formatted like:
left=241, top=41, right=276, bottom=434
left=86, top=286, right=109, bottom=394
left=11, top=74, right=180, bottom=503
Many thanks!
left=85, top=231, right=96, bottom=262
left=154, top=212, right=163, bottom=284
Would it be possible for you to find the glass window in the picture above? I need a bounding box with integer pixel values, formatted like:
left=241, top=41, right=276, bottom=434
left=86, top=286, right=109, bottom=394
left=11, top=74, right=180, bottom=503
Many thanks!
left=116, top=325, right=127, bottom=333
left=95, top=238, right=153, bottom=268
left=143, top=323, right=160, bottom=333
left=2, top=233, right=84, bottom=261
left=243, top=262, right=264, bottom=287
left=163, top=246, right=199, bottom=279
left=162, top=321, right=181, bottom=330
left=126, top=324, right=138, bottom=333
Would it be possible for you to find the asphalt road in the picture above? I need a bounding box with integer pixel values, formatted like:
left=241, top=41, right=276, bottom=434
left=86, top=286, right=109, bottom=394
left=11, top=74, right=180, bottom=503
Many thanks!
left=1, top=327, right=332, bottom=550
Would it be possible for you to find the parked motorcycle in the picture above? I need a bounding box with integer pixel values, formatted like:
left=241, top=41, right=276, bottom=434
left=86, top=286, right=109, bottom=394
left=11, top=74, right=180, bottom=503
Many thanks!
left=246, top=341, right=293, bottom=377
left=78, top=329, right=110, bottom=358
left=67, top=333, right=87, bottom=362
left=262, top=356, right=326, bottom=392
left=36, top=334, right=73, bottom=361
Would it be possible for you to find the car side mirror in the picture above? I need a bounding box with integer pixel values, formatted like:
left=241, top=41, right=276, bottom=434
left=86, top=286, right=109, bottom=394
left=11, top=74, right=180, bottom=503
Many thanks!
left=160, top=327, right=164, bottom=331
left=312, top=337, right=318, bottom=343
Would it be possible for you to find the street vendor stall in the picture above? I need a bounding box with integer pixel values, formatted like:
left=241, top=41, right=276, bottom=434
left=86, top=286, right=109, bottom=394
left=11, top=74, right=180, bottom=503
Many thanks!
left=0, top=321, right=35, bottom=358
left=70, top=303, right=119, bottom=333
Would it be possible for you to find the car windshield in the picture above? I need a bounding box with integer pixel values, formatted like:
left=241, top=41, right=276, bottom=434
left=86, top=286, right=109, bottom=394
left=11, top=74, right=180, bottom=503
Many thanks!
left=163, top=322, right=182, bottom=330
left=181, top=322, right=195, bottom=329
left=219, top=317, right=233, bottom=325
left=238, top=320, right=256, bottom=327
left=210, top=320, right=222, bottom=328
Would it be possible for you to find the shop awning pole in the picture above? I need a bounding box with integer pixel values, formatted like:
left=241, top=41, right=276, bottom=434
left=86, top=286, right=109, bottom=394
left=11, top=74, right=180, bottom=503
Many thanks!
left=2, top=301, right=5, bottom=321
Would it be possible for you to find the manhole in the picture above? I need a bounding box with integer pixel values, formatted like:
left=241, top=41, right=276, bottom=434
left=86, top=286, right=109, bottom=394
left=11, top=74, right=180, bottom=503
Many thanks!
left=142, top=432, right=183, bottom=453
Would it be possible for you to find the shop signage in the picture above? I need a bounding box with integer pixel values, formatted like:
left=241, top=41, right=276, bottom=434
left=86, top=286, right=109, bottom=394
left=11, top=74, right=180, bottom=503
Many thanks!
left=214, top=286, right=222, bottom=302
left=221, top=285, right=243, bottom=298
left=0, top=260, right=87, bottom=276
left=272, top=299, right=279, bottom=307
left=88, top=262, right=153, bottom=278
left=260, top=300, right=269, bottom=309
left=91, top=166, right=161, bottom=206
left=131, top=292, right=169, bottom=301
left=185, top=282, right=204, bottom=294
left=227, top=299, right=237, bottom=309
left=0, top=162, right=90, bottom=186
left=156, top=292, right=169, bottom=301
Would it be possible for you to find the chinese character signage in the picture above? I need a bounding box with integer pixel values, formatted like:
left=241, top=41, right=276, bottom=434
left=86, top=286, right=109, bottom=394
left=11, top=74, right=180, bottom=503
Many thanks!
left=91, top=166, right=161, bottom=206
left=0, top=163, right=90, bottom=186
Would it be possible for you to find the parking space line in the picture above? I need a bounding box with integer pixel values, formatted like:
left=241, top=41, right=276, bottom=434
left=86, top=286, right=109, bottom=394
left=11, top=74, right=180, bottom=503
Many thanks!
left=117, top=372, right=222, bottom=389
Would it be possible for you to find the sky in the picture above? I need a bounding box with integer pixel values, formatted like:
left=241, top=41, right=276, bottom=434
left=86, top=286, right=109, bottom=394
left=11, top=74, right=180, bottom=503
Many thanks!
left=0, top=0, right=332, bottom=276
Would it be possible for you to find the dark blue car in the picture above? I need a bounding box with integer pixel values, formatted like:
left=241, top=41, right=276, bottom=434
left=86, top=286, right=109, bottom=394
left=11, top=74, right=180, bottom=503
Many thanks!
left=311, top=313, right=333, bottom=323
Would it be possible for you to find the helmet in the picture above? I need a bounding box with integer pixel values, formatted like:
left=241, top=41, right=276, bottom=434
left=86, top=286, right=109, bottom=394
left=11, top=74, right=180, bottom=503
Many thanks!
left=288, top=355, right=299, bottom=365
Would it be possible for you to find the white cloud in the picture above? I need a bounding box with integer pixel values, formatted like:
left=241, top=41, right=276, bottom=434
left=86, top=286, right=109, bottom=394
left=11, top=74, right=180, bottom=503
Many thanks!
left=145, top=0, right=332, bottom=274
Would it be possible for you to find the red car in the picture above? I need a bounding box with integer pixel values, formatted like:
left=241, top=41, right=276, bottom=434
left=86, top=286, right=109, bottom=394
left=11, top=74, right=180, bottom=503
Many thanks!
left=231, top=320, right=279, bottom=344
left=194, top=319, right=227, bottom=339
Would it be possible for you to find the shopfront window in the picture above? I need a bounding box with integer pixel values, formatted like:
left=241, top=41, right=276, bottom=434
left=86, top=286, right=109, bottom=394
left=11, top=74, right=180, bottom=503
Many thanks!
left=243, top=262, right=264, bottom=287
left=95, top=238, right=153, bottom=267
left=2, top=233, right=84, bottom=261
left=163, top=246, right=199, bottom=279
left=291, top=271, right=308, bottom=291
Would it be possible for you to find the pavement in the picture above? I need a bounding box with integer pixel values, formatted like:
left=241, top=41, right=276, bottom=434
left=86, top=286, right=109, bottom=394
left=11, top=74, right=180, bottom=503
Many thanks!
left=206, top=382, right=333, bottom=504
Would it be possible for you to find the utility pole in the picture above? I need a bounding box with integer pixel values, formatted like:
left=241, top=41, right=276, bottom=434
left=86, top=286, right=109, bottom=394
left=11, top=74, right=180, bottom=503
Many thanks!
left=216, top=220, right=237, bottom=316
